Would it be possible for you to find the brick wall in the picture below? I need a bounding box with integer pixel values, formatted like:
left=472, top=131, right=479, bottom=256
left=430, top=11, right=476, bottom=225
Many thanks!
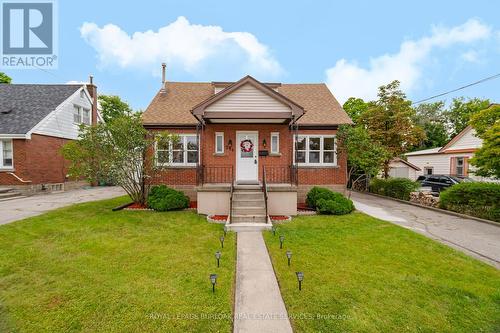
left=148, top=125, right=347, bottom=189
left=0, top=134, right=70, bottom=186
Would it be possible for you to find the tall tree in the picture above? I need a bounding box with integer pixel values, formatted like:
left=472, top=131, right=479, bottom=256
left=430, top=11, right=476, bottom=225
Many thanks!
left=62, top=114, right=177, bottom=204
left=360, top=80, right=425, bottom=178
left=337, top=125, right=389, bottom=196
left=444, top=97, right=490, bottom=137
left=0, top=72, right=12, bottom=84
left=469, top=104, right=500, bottom=178
left=342, top=97, right=369, bottom=124
left=413, top=101, right=449, bottom=149
left=98, top=95, right=133, bottom=123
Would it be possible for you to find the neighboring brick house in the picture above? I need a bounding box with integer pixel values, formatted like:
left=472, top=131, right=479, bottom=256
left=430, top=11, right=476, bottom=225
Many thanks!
left=0, top=81, right=99, bottom=193
left=143, top=71, right=352, bottom=221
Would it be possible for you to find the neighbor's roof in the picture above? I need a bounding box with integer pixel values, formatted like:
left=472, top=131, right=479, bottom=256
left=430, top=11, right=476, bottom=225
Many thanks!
left=392, top=157, right=421, bottom=171
left=0, top=84, right=82, bottom=134
left=142, top=81, right=352, bottom=126
left=405, top=147, right=442, bottom=156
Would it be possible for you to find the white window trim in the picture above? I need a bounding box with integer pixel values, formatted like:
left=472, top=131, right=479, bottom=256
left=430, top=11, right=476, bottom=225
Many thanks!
left=270, top=132, right=280, bottom=154
left=0, top=139, right=14, bottom=169
left=156, top=134, right=199, bottom=167
left=293, top=135, right=337, bottom=166
left=215, top=132, right=224, bottom=154
left=73, top=105, right=91, bottom=125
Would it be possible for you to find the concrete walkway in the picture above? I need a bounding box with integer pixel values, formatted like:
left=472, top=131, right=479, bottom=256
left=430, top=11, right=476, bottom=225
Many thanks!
left=0, top=186, right=126, bottom=225
left=234, top=232, right=293, bottom=333
left=351, top=191, right=500, bottom=269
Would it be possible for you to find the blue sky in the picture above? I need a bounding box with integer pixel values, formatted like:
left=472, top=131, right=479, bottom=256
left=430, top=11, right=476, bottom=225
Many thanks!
left=3, top=0, right=500, bottom=110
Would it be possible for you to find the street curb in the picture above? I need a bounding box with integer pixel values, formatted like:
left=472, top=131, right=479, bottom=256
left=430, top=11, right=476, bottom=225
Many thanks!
left=354, top=191, right=500, bottom=228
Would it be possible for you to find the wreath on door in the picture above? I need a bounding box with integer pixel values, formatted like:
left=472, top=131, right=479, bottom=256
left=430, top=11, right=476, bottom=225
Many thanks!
left=240, top=139, right=254, bottom=153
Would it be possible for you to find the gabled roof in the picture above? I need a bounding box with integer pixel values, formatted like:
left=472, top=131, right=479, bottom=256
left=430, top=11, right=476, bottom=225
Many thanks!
left=191, top=75, right=304, bottom=120
left=438, top=125, right=472, bottom=152
left=142, top=76, right=352, bottom=126
left=392, top=157, right=421, bottom=171
left=0, top=84, right=82, bottom=134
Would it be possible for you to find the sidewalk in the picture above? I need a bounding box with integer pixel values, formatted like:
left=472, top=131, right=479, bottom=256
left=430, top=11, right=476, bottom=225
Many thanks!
left=234, top=232, right=293, bottom=333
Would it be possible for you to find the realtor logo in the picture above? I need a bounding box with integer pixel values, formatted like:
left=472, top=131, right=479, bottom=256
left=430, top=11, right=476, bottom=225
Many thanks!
left=1, top=0, right=58, bottom=68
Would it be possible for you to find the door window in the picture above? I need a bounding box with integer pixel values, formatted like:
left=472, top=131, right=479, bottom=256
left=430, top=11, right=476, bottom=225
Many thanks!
left=240, top=139, right=254, bottom=158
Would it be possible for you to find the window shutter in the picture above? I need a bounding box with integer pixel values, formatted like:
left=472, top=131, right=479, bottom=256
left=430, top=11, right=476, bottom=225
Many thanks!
left=449, top=157, right=456, bottom=175
left=463, top=157, right=469, bottom=176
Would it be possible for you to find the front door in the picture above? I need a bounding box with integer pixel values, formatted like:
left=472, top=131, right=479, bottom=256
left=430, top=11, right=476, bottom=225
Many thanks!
left=236, top=132, right=258, bottom=183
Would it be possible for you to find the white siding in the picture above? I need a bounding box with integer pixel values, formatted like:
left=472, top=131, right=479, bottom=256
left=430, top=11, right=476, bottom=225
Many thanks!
left=387, top=161, right=417, bottom=180
left=445, top=127, right=482, bottom=151
left=32, top=87, right=92, bottom=140
left=206, top=83, right=291, bottom=113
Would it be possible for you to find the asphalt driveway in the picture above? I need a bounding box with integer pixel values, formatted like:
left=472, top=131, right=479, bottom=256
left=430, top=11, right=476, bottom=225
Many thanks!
left=0, top=186, right=125, bottom=225
left=351, top=191, right=500, bottom=269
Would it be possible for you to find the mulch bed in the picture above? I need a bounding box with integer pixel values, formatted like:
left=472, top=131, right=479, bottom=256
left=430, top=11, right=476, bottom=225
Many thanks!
left=207, top=215, right=228, bottom=223
left=270, top=215, right=291, bottom=222
left=124, top=202, right=154, bottom=211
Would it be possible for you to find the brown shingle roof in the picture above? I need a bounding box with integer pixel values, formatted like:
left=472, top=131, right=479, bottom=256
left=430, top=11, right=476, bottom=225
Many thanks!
left=142, top=81, right=352, bottom=126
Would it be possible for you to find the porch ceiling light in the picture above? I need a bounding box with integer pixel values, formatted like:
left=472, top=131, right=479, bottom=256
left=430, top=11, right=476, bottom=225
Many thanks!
left=296, top=271, right=304, bottom=291
left=279, top=235, right=285, bottom=249
left=210, top=273, right=218, bottom=293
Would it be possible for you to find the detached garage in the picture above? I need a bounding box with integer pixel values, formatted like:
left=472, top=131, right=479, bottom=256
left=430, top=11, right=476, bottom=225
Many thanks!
left=387, top=158, right=421, bottom=180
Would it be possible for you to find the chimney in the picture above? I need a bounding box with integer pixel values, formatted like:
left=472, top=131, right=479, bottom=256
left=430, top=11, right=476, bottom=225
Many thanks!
left=160, top=63, right=167, bottom=93
left=86, top=75, right=98, bottom=125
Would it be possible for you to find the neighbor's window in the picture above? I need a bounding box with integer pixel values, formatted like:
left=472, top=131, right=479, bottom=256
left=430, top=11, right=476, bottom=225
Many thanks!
left=73, top=105, right=91, bottom=125
left=215, top=132, right=224, bottom=154
left=0, top=139, right=13, bottom=168
left=455, top=157, right=464, bottom=176
left=156, top=134, right=198, bottom=166
left=424, top=167, right=433, bottom=175
left=294, top=135, right=336, bottom=165
left=270, top=132, right=279, bottom=154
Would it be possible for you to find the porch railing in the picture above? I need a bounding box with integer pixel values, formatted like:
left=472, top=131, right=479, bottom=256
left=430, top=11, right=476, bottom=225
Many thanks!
left=262, top=165, right=269, bottom=223
left=197, top=165, right=233, bottom=185
left=264, top=165, right=298, bottom=186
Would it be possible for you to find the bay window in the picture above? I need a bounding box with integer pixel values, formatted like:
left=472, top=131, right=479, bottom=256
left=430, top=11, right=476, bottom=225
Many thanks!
left=294, top=135, right=336, bottom=166
left=156, top=134, right=198, bottom=166
left=0, top=139, right=13, bottom=169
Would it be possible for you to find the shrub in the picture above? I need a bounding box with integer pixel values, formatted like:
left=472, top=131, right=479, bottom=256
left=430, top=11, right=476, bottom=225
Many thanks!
left=369, top=178, right=419, bottom=200
left=306, top=187, right=345, bottom=209
left=317, top=197, right=355, bottom=215
left=439, top=182, right=500, bottom=222
left=147, top=185, right=190, bottom=211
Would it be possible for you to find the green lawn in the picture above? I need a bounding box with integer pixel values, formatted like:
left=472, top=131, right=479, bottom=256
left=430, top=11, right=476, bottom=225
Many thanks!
left=0, top=197, right=235, bottom=333
left=264, top=212, right=500, bottom=333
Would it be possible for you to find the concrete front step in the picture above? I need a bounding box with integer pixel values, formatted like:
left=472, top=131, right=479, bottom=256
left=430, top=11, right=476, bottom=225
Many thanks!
left=233, top=198, right=265, bottom=207
left=234, top=184, right=261, bottom=191
left=233, top=192, right=264, bottom=201
left=225, top=222, right=272, bottom=232
left=0, top=192, right=23, bottom=200
left=0, top=188, right=13, bottom=194
left=233, top=206, right=266, bottom=215
left=231, top=214, right=268, bottom=223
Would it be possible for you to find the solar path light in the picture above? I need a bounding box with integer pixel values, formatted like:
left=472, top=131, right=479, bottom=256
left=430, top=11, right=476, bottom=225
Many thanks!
left=215, top=251, right=221, bottom=267
left=286, top=250, right=292, bottom=266
left=272, top=225, right=277, bottom=236
left=279, top=235, right=284, bottom=249
left=210, top=274, right=218, bottom=293
left=296, top=271, right=304, bottom=291
left=220, top=235, right=225, bottom=248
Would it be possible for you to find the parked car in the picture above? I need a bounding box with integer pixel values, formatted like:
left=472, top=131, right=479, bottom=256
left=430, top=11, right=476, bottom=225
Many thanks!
left=416, top=175, right=474, bottom=193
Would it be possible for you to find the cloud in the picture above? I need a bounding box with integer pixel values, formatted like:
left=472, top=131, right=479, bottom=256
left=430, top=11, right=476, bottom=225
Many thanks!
left=461, top=50, right=481, bottom=63
left=80, top=16, right=283, bottom=78
left=326, top=19, right=492, bottom=103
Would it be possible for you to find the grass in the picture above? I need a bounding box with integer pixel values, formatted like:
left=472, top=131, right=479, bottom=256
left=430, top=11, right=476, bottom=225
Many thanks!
left=264, top=212, right=500, bottom=333
left=0, top=197, right=235, bottom=333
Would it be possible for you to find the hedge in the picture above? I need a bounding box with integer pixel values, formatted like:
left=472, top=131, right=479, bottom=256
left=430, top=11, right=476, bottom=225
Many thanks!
left=369, top=178, right=420, bottom=200
left=147, top=185, right=190, bottom=211
left=439, top=182, right=500, bottom=222
left=306, top=186, right=354, bottom=215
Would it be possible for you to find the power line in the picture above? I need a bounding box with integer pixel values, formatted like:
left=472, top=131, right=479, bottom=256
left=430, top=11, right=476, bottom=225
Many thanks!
left=412, top=72, right=500, bottom=105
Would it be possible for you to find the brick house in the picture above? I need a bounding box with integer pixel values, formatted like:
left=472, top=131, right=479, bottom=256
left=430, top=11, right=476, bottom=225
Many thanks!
left=0, top=80, right=99, bottom=194
left=143, top=69, right=352, bottom=225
